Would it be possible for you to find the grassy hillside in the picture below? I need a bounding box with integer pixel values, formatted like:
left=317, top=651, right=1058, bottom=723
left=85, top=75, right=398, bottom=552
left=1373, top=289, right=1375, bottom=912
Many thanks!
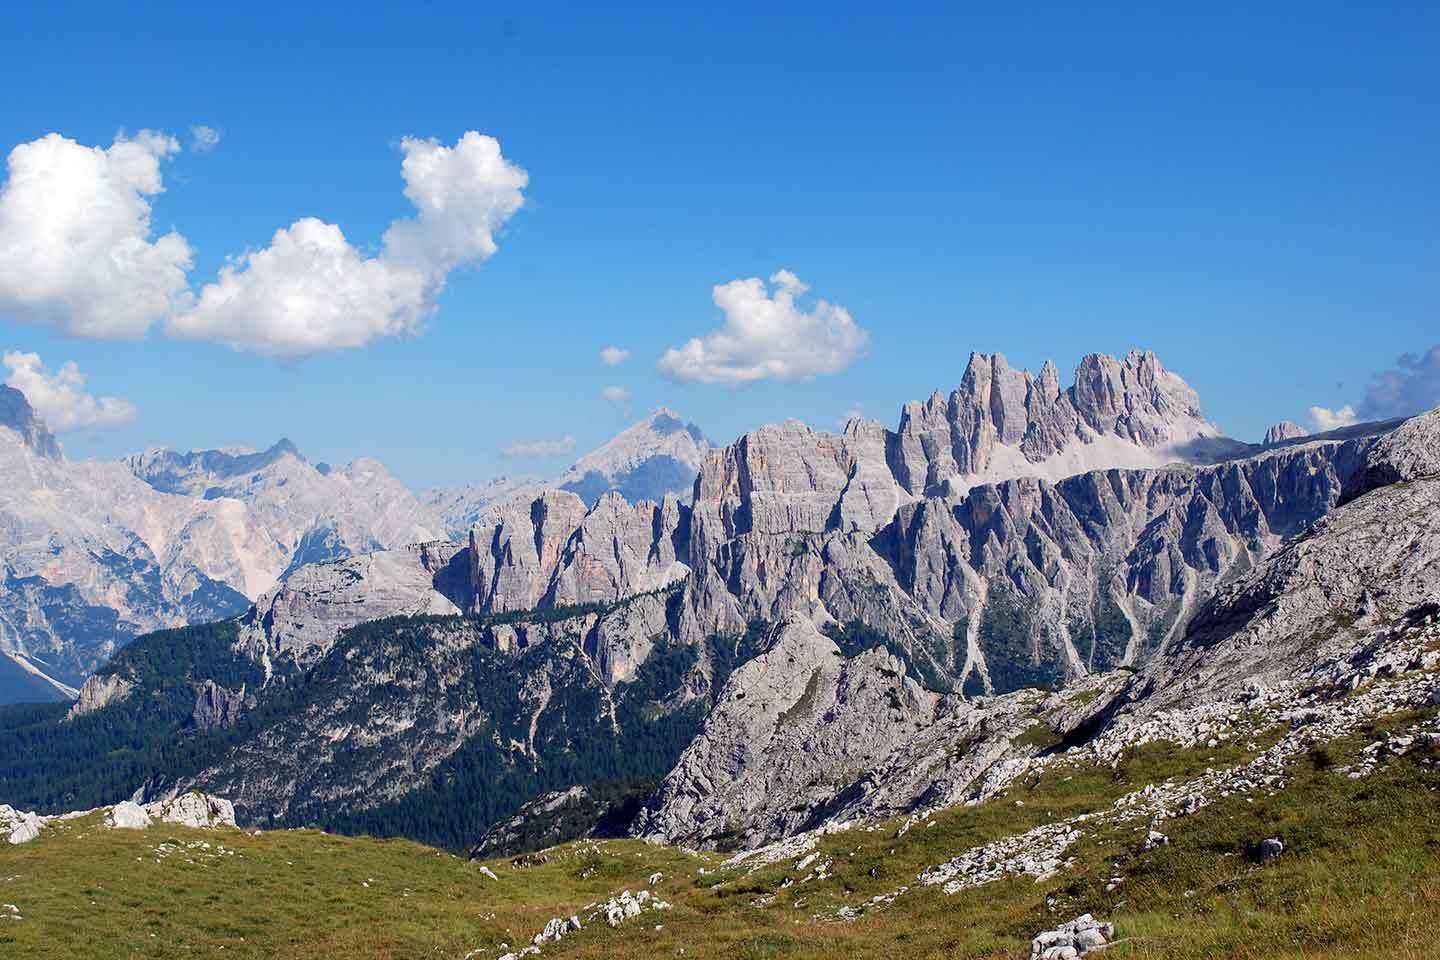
left=4, top=715, right=1437, bottom=960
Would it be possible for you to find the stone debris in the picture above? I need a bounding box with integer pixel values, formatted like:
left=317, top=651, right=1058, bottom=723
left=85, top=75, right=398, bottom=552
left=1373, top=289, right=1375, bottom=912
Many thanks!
left=495, top=887, right=673, bottom=959
left=532, top=915, right=581, bottom=946
left=919, top=821, right=1081, bottom=894
left=1031, top=914, right=1114, bottom=959
left=595, top=889, right=671, bottom=928
left=0, top=806, right=44, bottom=845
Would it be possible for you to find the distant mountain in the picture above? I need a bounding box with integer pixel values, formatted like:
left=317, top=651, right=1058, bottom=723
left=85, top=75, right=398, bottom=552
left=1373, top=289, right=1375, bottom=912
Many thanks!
left=425, top=409, right=711, bottom=539
left=556, top=408, right=710, bottom=504
left=1263, top=420, right=1310, bottom=446
left=0, top=394, right=443, bottom=702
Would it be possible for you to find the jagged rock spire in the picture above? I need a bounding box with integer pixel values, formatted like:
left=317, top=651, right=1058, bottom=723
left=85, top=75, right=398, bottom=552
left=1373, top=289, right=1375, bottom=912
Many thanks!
left=0, top=384, right=62, bottom=460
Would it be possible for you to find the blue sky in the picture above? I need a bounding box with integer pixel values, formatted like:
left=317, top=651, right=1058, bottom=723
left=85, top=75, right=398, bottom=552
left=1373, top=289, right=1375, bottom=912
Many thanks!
left=2, top=2, right=1437, bottom=489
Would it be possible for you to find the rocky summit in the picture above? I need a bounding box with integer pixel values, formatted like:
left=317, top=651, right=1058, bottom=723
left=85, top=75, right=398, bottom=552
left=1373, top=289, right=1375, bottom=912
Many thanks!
left=3, top=353, right=1440, bottom=960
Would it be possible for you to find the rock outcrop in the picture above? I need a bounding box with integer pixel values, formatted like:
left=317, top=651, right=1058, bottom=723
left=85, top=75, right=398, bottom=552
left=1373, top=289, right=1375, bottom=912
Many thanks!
left=469, top=492, right=689, bottom=614
left=0, top=384, right=61, bottom=460
left=66, top=673, right=134, bottom=720
left=106, top=801, right=151, bottom=830
left=1263, top=420, right=1309, bottom=445
left=889, top=351, right=1240, bottom=499
left=235, top=540, right=464, bottom=668
left=0, top=805, right=45, bottom=844
left=3, top=792, right=236, bottom=840
left=146, top=792, right=237, bottom=828
left=191, top=680, right=251, bottom=731
left=637, top=614, right=936, bottom=848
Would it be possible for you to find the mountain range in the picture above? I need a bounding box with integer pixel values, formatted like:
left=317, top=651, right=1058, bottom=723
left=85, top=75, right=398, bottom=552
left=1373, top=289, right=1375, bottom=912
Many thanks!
left=0, top=396, right=710, bottom=703
left=7, top=348, right=1434, bottom=872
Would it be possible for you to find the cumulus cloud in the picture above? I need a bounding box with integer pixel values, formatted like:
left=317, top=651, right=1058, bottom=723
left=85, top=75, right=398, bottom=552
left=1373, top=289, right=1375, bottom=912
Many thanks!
left=190, top=125, right=222, bottom=152
left=658, top=270, right=868, bottom=385
left=0, top=131, right=192, bottom=338
left=502, top=435, right=575, bottom=459
left=602, top=385, right=629, bottom=403
left=2, top=351, right=137, bottom=432
left=599, top=346, right=629, bottom=366
left=1309, top=405, right=1357, bottom=432
left=1358, top=344, right=1440, bottom=419
left=168, top=131, right=527, bottom=358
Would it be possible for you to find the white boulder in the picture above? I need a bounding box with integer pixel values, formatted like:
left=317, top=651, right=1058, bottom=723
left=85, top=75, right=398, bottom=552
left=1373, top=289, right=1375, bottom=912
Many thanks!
left=107, top=801, right=152, bottom=830
left=145, top=792, right=236, bottom=829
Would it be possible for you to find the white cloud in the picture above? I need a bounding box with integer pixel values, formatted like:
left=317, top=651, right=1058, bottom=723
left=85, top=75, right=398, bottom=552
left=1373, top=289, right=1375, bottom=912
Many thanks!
left=502, top=435, right=575, bottom=459
left=0, top=131, right=192, bottom=338
left=658, top=270, right=868, bottom=385
left=190, top=125, right=222, bottom=152
left=2, top=351, right=137, bottom=432
left=599, top=346, right=630, bottom=366
left=169, top=131, right=527, bottom=358
left=602, top=385, right=629, bottom=403
left=1309, top=404, right=1357, bottom=431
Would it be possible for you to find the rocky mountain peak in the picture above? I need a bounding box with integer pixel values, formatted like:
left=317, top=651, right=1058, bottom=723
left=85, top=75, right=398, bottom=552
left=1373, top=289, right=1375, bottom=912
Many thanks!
left=555, top=409, right=711, bottom=508
left=0, top=384, right=62, bottom=460
left=892, top=349, right=1226, bottom=498
left=1263, top=421, right=1310, bottom=446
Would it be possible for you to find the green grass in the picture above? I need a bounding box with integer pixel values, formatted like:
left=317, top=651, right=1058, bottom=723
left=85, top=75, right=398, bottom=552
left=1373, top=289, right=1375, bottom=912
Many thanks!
left=4, top=719, right=1438, bottom=959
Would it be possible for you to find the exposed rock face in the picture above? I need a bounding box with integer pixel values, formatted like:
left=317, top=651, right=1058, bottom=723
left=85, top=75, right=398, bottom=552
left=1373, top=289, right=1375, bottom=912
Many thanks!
left=191, top=680, right=250, bottom=731
left=878, top=433, right=1377, bottom=692
left=145, top=791, right=236, bottom=828
left=469, top=492, right=690, bottom=614
left=1263, top=421, right=1309, bottom=445
left=889, top=351, right=1241, bottom=499
left=637, top=615, right=935, bottom=848
left=67, top=673, right=135, bottom=720
left=235, top=541, right=464, bottom=668
left=1145, top=466, right=1440, bottom=713
left=18, top=355, right=1433, bottom=864
left=1349, top=407, right=1440, bottom=497
left=0, top=384, right=61, bottom=460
